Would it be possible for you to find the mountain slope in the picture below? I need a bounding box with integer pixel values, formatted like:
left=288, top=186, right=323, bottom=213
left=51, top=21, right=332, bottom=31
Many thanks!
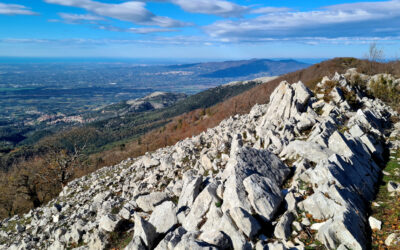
left=89, top=58, right=400, bottom=171
left=200, top=59, right=308, bottom=78
left=1, top=57, right=398, bottom=223
left=166, top=58, right=309, bottom=79
left=0, top=77, right=270, bottom=173
left=1, top=70, right=399, bottom=249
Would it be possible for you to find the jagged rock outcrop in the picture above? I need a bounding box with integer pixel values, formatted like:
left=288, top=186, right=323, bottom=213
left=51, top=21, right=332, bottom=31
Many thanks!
left=1, top=69, right=399, bottom=250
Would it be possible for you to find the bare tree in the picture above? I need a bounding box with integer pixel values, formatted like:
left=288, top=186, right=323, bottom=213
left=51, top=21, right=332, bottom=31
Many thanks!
left=364, top=42, right=385, bottom=73
left=0, top=176, right=15, bottom=216
left=42, top=143, right=87, bottom=187
left=13, top=173, right=41, bottom=208
left=367, top=42, right=384, bottom=62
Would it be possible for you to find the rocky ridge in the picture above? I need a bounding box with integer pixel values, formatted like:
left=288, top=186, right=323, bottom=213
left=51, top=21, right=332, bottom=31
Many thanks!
left=1, top=69, right=399, bottom=250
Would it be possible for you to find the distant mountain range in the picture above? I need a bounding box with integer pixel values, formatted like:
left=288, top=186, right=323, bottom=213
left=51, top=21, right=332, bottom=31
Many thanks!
left=167, top=58, right=309, bottom=78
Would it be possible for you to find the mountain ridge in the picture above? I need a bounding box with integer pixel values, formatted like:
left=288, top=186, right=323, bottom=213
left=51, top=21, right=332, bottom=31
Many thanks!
left=1, top=68, right=399, bottom=249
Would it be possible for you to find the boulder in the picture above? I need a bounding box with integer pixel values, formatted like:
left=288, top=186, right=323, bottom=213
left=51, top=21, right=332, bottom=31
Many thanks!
left=200, top=153, right=213, bottom=170
left=368, top=216, right=382, bottom=231
left=183, top=183, right=220, bottom=231
left=221, top=147, right=289, bottom=215
left=48, top=240, right=65, bottom=250
left=299, top=191, right=343, bottom=220
left=200, top=203, right=223, bottom=232
left=274, top=212, right=294, bottom=240
left=149, top=201, right=178, bottom=234
left=142, top=156, right=160, bottom=169
left=243, top=174, right=283, bottom=222
left=99, top=214, right=122, bottom=232
left=316, top=214, right=367, bottom=250
left=387, top=181, right=400, bottom=193
left=125, top=236, right=146, bottom=250
left=174, top=233, right=219, bottom=250
left=280, top=140, right=334, bottom=164
left=133, top=214, right=157, bottom=249
left=154, top=227, right=187, bottom=250
left=267, top=242, right=287, bottom=250
left=199, top=230, right=231, bottom=249
left=328, top=131, right=354, bottom=158
left=385, top=233, right=399, bottom=246
left=218, top=213, right=252, bottom=250
left=136, top=192, right=169, bottom=212
left=177, top=175, right=203, bottom=212
left=330, top=87, right=345, bottom=103
left=229, top=207, right=261, bottom=239
left=262, top=81, right=312, bottom=122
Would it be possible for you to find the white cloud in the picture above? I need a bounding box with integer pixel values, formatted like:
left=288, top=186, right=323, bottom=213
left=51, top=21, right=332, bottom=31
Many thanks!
left=0, top=3, right=38, bottom=15
left=325, top=0, right=400, bottom=12
left=251, top=7, right=292, bottom=14
left=3, top=35, right=399, bottom=48
left=128, top=27, right=178, bottom=34
left=171, top=0, right=247, bottom=17
left=44, top=0, right=190, bottom=27
left=58, top=13, right=104, bottom=23
left=98, top=25, right=178, bottom=34
left=205, top=0, right=400, bottom=41
left=137, top=0, right=248, bottom=17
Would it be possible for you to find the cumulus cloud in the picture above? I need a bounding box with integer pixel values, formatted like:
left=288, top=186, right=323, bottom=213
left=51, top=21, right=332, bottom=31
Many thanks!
left=205, top=0, right=400, bottom=41
left=0, top=3, right=38, bottom=15
left=44, top=0, right=190, bottom=27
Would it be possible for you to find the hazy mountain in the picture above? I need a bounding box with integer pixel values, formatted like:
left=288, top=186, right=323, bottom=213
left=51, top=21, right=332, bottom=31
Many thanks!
left=167, top=59, right=309, bottom=78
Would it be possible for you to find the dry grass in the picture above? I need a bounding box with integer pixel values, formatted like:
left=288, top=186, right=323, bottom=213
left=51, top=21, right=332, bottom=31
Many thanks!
left=371, top=145, right=400, bottom=250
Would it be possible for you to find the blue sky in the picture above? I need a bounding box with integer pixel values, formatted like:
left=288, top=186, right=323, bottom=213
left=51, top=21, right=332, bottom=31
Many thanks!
left=0, top=0, right=400, bottom=60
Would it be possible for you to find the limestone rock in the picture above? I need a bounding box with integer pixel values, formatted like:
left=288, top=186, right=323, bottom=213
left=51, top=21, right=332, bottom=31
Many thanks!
left=229, top=207, right=261, bottom=239
left=125, top=236, right=146, bottom=250
left=218, top=213, right=252, bottom=250
left=136, top=192, right=169, bottom=212
left=154, top=227, right=187, bottom=250
left=243, top=174, right=283, bottom=222
left=199, top=230, right=231, bottom=249
left=385, top=233, right=399, bottom=246
left=221, top=147, right=289, bottom=215
left=280, top=140, right=334, bottom=164
left=149, top=201, right=178, bottom=234
left=200, top=153, right=213, bottom=170
left=133, top=214, right=157, bottom=249
left=142, top=156, right=160, bottom=169
left=177, top=175, right=203, bottom=212
left=99, top=214, right=121, bottom=232
left=368, top=216, right=382, bottom=231
left=183, top=183, right=220, bottom=231
left=387, top=181, right=400, bottom=193
left=274, top=212, right=294, bottom=240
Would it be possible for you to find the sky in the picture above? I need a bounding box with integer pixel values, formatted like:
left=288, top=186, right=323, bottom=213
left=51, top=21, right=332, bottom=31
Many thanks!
left=0, top=0, right=400, bottom=60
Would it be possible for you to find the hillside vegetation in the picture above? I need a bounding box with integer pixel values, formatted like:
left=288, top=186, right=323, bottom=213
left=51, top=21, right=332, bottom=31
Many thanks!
left=1, top=57, right=399, bottom=220
left=0, top=79, right=264, bottom=218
